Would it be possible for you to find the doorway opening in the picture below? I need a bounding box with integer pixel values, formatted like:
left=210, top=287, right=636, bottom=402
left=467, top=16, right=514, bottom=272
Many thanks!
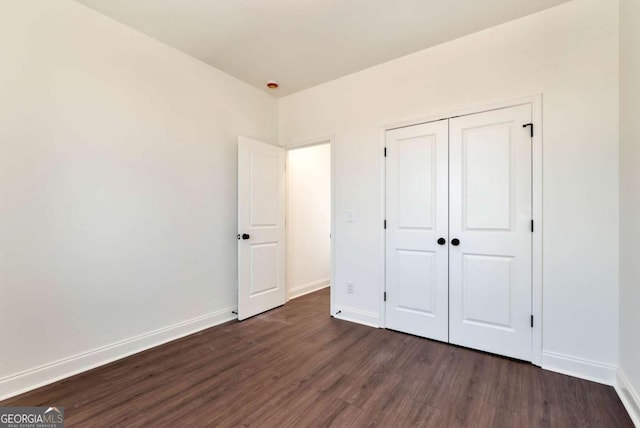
left=286, top=143, right=332, bottom=309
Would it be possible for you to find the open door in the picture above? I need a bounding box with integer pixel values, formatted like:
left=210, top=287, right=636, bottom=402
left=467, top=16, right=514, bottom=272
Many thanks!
left=238, top=136, right=286, bottom=320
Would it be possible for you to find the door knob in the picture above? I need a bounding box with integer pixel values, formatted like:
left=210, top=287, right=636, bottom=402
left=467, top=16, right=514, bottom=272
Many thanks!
left=437, top=238, right=446, bottom=245
left=451, top=238, right=460, bottom=246
left=242, top=233, right=251, bottom=240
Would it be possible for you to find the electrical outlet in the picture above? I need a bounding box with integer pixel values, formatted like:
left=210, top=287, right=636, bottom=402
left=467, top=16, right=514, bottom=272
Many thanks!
left=346, top=281, right=354, bottom=294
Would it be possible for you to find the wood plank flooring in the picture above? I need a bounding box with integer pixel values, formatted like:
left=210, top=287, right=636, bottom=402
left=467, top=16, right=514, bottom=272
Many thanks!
left=1, top=288, right=632, bottom=427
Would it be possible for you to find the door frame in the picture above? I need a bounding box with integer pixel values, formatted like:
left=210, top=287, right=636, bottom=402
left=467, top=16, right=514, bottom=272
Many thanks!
left=281, top=135, right=336, bottom=316
left=379, top=94, right=543, bottom=366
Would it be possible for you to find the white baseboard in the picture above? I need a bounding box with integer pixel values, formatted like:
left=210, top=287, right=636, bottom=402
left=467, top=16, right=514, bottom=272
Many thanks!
left=616, top=368, right=640, bottom=427
left=0, top=306, right=237, bottom=401
left=541, top=351, right=617, bottom=385
left=288, top=278, right=330, bottom=300
left=333, top=305, right=379, bottom=328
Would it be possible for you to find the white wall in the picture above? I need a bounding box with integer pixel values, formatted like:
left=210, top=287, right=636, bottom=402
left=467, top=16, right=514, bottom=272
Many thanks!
left=279, top=0, right=620, bottom=381
left=618, top=0, right=640, bottom=423
left=0, top=0, right=277, bottom=398
left=286, top=144, right=331, bottom=299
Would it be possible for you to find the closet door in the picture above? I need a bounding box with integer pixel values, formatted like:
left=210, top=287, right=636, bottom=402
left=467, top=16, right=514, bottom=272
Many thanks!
left=385, top=120, right=449, bottom=341
left=449, top=105, right=532, bottom=360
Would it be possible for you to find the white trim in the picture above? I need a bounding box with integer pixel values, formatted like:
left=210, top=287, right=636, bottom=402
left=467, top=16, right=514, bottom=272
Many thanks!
left=288, top=278, right=330, bottom=299
left=530, top=94, right=543, bottom=367
left=379, top=124, right=387, bottom=328
left=283, top=135, right=332, bottom=150
left=330, top=138, right=336, bottom=317
left=334, top=306, right=380, bottom=328
left=381, top=94, right=544, bottom=131
left=379, top=95, right=543, bottom=366
left=281, top=135, right=336, bottom=316
left=0, top=306, right=237, bottom=401
left=616, top=368, right=640, bottom=427
left=541, top=351, right=617, bottom=386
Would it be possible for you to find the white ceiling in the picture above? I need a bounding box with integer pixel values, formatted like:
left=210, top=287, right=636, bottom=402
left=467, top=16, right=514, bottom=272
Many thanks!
left=74, top=0, right=570, bottom=96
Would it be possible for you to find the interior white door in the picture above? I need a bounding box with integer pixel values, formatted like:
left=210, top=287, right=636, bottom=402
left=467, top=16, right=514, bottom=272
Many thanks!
left=385, top=120, right=449, bottom=341
left=448, top=105, right=532, bottom=360
left=238, top=136, right=286, bottom=321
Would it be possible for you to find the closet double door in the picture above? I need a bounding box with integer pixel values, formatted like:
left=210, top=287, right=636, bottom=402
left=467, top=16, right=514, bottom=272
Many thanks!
left=385, top=104, right=533, bottom=361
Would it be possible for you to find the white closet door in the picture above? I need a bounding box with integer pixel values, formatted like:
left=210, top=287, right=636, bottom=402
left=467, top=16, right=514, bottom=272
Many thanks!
left=385, top=120, right=449, bottom=341
left=449, top=105, right=532, bottom=360
left=237, top=136, right=286, bottom=321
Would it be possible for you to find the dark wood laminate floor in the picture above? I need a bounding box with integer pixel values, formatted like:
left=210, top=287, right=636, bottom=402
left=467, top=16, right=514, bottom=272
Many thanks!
left=2, top=288, right=632, bottom=427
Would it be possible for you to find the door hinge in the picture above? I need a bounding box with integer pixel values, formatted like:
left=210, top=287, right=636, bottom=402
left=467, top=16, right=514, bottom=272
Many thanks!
left=531, top=219, right=534, bottom=232
left=523, top=123, right=534, bottom=138
left=384, top=291, right=387, bottom=302
left=384, top=219, right=387, bottom=229
left=530, top=315, right=534, bottom=328
left=384, top=147, right=387, bottom=157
